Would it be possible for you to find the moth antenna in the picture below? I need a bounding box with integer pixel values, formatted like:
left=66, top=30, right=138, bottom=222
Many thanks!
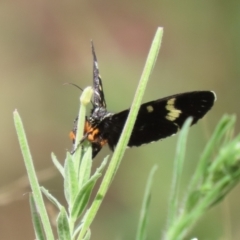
left=63, top=82, right=84, bottom=91
left=63, top=82, right=94, bottom=106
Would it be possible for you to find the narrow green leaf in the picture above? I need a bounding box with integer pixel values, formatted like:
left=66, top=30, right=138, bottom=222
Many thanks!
left=51, top=152, right=64, bottom=177
left=82, top=229, right=91, bottom=240
left=189, top=115, right=236, bottom=191
left=73, top=221, right=83, bottom=239
left=78, top=27, right=163, bottom=239
left=57, top=207, right=71, bottom=240
left=64, top=152, right=78, bottom=206
left=164, top=115, right=240, bottom=240
left=73, top=157, right=108, bottom=219
left=78, top=145, right=92, bottom=188
left=13, top=110, right=54, bottom=240
left=93, top=155, right=109, bottom=175
left=167, top=117, right=192, bottom=229
left=136, top=165, right=158, bottom=240
left=29, top=194, right=45, bottom=240
left=71, top=173, right=102, bottom=220
left=41, top=186, right=63, bottom=211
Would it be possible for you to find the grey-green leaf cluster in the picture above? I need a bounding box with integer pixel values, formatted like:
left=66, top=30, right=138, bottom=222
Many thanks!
left=164, top=115, right=240, bottom=240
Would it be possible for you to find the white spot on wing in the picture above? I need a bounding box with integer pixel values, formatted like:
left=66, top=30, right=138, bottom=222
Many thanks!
left=146, top=105, right=154, bottom=112
left=165, top=98, right=182, bottom=121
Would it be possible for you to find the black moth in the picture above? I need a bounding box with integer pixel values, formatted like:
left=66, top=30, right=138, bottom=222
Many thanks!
left=70, top=41, right=216, bottom=158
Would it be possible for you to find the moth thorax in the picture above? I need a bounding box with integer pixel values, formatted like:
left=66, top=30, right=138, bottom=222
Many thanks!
left=89, top=107, right=110, bottom=125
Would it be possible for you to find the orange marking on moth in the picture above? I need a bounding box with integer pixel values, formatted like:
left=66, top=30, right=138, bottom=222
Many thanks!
left=100, top=139, right=108, bottom=146
left=87, top=128, right=100, bottom=141
left=69, top=120, right=108, bottom=146
left=84, top=121, right=100, bottom=142
left=69, top=131, right=75, bottom=141
left=85, top=121, right=108, bottom=146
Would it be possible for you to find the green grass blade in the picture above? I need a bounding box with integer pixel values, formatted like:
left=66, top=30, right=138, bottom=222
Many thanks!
left=136, top=165, right=158, bottom=240
left=13, top=110, right=54, bottom=240
left=29, top=194, right=45, bottom=240
left=188, top=115, right=236, bottom=193
left=78, top=27, right=164, bottom=239
left=167, top=117, right=192, bottom=229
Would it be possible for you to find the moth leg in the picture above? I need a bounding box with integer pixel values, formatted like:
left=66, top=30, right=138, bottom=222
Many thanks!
left=70, top=132, right=89, bottom=154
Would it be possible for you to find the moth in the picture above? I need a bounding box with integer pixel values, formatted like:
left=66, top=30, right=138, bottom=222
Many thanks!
left=70, top=42, right=216, bottom=158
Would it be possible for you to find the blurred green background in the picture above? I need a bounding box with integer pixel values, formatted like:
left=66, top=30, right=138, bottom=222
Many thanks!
left=0, top=1, right=240, bottom=239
